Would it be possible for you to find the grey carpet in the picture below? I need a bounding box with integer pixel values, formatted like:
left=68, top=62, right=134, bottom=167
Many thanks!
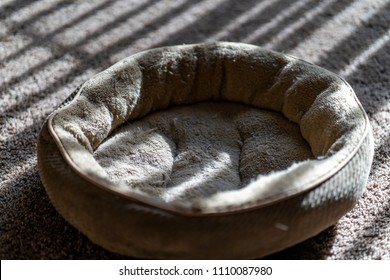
left=0, top=0, right=389, bottom=259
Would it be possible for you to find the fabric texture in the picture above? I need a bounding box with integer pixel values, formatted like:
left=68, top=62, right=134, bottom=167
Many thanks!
left=93, top=102, right=314, bottom=202
left=1, top=0, right=389, bottom=259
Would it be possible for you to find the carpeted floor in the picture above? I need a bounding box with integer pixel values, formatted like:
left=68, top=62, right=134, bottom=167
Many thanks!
left=0, top=0, right=389, bottom=259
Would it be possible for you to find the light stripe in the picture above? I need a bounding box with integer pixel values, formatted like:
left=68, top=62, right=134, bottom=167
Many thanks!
left=0, top=0, right=16, bottom=9
left=5, top=0, right=64, bottom=27
left=244, top=0, right=313, bottom=43
left=81, top=0, right=190, bottom=55
left=30, top=0, right=109, bottom=36
left=0, top=54, right=78, bottom=113
left=290, top=0, right=390, bottom=62
left=265, top=0, right=338, bottom=49
left=210, top=0, right=282, bottom=41
left=0, top=46, right=53, bottom=86
left=110, top=0, right=227, bottom=62
left=53, top=0, right=149, bottom=47
left=339, top=28, right=390, bottom=77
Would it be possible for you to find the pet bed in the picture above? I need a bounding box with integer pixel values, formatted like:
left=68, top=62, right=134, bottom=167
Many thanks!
left=37, top=42, right=374, bottom=259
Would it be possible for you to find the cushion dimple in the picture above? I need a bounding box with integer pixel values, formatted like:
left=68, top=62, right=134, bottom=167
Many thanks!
left=92, top=102, right=314, bottom=203
left=237, top=110, right=314, bottom=182
left=94, top=126, right=176, bottom=188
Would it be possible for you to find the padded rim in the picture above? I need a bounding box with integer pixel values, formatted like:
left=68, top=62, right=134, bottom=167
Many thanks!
left=46, top=86, right=370, bottom=216
left=37, top=42, right=374, bottom=258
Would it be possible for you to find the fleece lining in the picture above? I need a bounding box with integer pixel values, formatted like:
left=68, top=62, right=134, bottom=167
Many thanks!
left=93, top=102, right=314, bottom=203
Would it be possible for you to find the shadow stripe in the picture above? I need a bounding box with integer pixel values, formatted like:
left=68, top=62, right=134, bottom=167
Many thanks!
left=0, top=0, right=73, bottom=39
left=1, top=0, right=199, bottom=124
left=0, top=0, right=40, bottom=19
left=0, top=0, right=115, bottom=63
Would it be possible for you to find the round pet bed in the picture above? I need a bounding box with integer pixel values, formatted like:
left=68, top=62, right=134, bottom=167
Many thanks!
left=37, top=42, right=374, bottom=259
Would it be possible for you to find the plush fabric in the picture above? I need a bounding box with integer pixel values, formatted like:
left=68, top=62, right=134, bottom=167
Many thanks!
left=93, top=102, right=314, bottom=202
left=37, top=42, right=373, bottom=258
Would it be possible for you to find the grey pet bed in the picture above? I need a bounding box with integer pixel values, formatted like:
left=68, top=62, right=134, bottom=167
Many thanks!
left=37, top=42, right=374, bottom=259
